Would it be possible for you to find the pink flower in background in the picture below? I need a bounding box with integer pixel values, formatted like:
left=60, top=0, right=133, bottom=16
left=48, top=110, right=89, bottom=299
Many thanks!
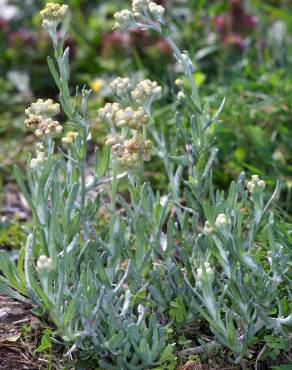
left=222, top=34, right=245, bottom=49
left=213, top=0, right=258, bottom=50
left=0, top=16, right=8, bottom=30
left=153, top=38, right=171, bottom=55
left=243, top=15, right=258, bottom=28
left=8, top=28, right=35, bottom=46
left=101, top=30, right=132, bottom=54
left=214, top=14, right=227, bottom=33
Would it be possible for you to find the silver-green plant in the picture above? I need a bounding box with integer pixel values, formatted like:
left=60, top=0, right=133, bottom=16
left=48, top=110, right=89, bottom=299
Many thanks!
left=0, top=1, right=291, bottom=368
left=0, top=2, right=175, bottom=368
left=182, top=180, right=292, bottom=362
left=114, top=0, right=292, bottom=364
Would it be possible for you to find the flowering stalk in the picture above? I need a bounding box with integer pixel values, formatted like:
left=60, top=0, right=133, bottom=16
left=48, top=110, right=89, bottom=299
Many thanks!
left=1, top=2, right=290, bottom=367
left=114, top=1, right=201, bottom=106
left=113, top=1, right=225, bottom=231
left=113, top=1, right=291, bottom=362
left=5, top=3, right=176, bottom=366
left=41, top=5, right=96, bottom=239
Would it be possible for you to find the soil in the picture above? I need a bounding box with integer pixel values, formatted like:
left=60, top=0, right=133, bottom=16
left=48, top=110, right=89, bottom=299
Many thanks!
left=0, top=294, right=42, bottom=370
left=1, top=182, right=30, bottom=221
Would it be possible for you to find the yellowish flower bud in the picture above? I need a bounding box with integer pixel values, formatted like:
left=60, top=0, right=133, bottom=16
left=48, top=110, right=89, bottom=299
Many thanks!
left=175, top=79, right=184, bottom=87
left=62, top=131, right=78, bottom=145
left=40, top=3, right=69, bottom=23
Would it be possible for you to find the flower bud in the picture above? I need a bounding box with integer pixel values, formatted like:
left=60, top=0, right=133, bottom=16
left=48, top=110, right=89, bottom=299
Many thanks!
left=97, top=102, right=121, bottom=123
left=30, top=144, right=46, bottom=171
left=177, top=91, right=186, bottom=101
left=206, top=267, right=214, bottom=282
left=25, top=99, right=60, bottom=117
left=40, top=3, right=69, bottom=23
left=203, top=221, right=213, bottom=235
left=215, top=213, right=230, bottom=228
left=25, top=99, right=62, bottom=138
left=197, top=267, right=203, bottom=280
left=110, top=77, right=133, bottom=98
left=246, top=174, right=266, bottom=194
left=149, top=2, right=165, bottom=20
left=175, top=79, right=184, bottom=87
left=36, top=255, right=53, bottom=271
left=131, top=79, right=162, bottom=105
left=196, top=262, right=214, bottom=283
left=132, top=0, right=150, bottom=16
left=62, top=131, right=78, bottom=146
left=114, top=9, right=134, bottom=29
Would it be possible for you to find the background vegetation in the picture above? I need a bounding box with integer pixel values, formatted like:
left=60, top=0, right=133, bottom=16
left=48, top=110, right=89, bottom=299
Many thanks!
left=0, top=0, right=291, bottom=368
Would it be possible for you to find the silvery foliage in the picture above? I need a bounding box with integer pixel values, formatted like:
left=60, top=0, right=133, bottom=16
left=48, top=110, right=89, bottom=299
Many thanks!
left=0, top=1, right=291, bottom=367
left=113, top=0, right=292, bottom=364
left=0, top=5, right=174, bottom=369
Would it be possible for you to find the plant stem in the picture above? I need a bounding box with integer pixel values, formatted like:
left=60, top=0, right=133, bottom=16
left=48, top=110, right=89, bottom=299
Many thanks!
left=54, top=38, right=91, bottom=238
left=164, top=35, right=201, bottom=110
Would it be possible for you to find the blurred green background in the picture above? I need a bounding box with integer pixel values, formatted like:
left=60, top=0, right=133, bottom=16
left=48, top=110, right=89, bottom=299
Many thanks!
left=0, top=0, right=292, bottom=247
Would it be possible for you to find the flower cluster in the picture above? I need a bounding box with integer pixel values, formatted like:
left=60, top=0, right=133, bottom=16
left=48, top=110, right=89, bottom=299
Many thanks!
left=106, top=132, right=152, bottom=168
left=121, top=134, right=152, bottom=166
left=25, top=98, right=60, bottom=117
left=114, top=1, right=165, bottom=29
left=148, top=2, right=165, bottom=20
left=132, top=0, right=165, bottom=18
left=62, top=131, right=78, bottom=146
left=132, top=0, right=150, bottom=16
left=25, top=99, right=62, bottom=138
left=108, top=77, right=163, bottom=108
left=98, top=104, right=144, bottom=129
left=98, top=77, right=159, bottom=168
left=110, top=77, right=133, bottom=98
left=131, top=79, right=162, bottom=105
left=246, top=175, right=266, bottom=194
left=197, top=262, right=214, bottom=281
left=98, top=78, right=160, bottom=127
left=40, top=3, right=69, bottom=23
left=113, top=10, right=134, bottom=30
left=97, top=102, right=121, bottom=124
left=36, top=255, right=53, bottom=271
left=30, top=143, right=46, bottom=171
left=215, top=213, right=230, bottom=228
left=115, top=107, right=149, bottom=128
left=175, top=79, right=187, bottom=101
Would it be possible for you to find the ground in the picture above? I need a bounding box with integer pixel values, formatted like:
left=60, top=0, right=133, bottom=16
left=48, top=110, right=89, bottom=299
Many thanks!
left=0, top=294, right=42, bottom=370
